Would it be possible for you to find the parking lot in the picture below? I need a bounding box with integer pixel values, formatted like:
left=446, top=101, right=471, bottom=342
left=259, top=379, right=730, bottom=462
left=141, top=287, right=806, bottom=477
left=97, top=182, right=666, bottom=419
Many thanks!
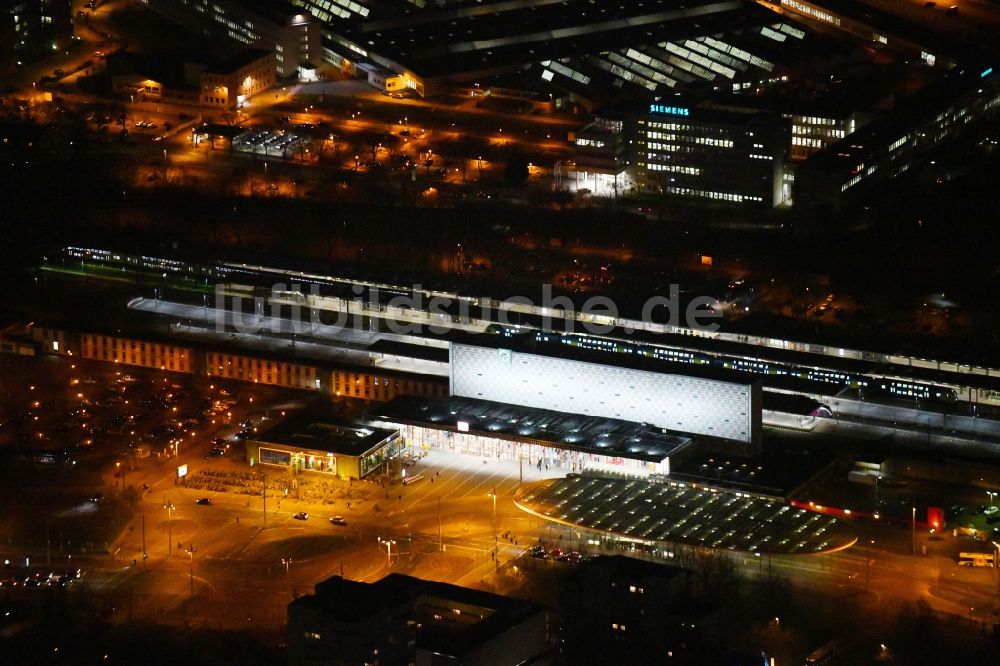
left=0, top=352, right=305, bottom=547
left=0, top=354, right=281, bottom=463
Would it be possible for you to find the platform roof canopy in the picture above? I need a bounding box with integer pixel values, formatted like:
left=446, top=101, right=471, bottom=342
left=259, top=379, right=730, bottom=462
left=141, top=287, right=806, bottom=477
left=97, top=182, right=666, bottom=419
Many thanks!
left=515, top=474, right=857, bottom=555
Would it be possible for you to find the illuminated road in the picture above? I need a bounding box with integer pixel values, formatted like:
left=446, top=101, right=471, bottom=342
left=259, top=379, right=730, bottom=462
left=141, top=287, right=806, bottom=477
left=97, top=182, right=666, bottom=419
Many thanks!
left=65, top=447, right=554, bottom=630
left=5, top=441, right=999, bottom=631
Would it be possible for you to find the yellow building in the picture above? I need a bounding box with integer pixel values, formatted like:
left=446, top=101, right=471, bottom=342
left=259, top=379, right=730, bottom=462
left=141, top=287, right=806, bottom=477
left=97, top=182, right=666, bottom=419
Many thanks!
left=246, top=412, right=402, bottom=480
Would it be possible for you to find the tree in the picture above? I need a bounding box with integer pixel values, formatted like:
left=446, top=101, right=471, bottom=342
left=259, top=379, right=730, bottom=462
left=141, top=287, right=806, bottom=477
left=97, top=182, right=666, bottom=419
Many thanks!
left=680, top=547, right=741, bottom=600
left=503, top=154, right=530, bottom=186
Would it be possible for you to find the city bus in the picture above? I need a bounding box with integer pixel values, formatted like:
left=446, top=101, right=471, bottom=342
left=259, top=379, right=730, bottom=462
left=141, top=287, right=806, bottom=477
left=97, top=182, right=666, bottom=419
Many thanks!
left=958, top=552, right=995, bottom=567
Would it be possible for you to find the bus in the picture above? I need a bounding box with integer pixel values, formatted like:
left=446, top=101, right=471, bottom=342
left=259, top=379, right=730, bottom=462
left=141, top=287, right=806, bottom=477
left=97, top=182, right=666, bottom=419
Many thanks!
left=958, top=552, right=995, bottom=567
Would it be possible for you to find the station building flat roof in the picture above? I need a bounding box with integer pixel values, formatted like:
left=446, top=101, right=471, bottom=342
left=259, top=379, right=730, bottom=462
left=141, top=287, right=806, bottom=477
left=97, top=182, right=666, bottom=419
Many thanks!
left=514, top=474, right=857, bottom=554
left=251, top=411, right=397, bottom=457
left=671, top=436, right=838, bottom=497
left=372, top=395, right=693, bottom=464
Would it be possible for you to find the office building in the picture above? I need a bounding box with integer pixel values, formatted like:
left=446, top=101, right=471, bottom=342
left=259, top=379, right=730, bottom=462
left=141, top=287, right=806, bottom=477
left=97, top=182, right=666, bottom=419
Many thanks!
left=110, top=49, right=275, bottom=111
left=559, top=555, right=713, bottom=664
left=634, top=103, right=791, bottom=207
left=796, top=66, right=1000, bottom=209
left=140, top=0, right=319, bottom=78
left=0, top=0, right=73, bottom=73
left=560, top=115, right=632, bottom=197
left=287, top=573, right=548, bottom=666
left=194, top=48, right=276, bottom=110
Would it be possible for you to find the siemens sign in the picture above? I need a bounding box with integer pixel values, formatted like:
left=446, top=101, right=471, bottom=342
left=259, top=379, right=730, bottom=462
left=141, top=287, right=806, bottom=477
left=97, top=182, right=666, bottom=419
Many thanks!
left=650, top=104, right=690, bottom=116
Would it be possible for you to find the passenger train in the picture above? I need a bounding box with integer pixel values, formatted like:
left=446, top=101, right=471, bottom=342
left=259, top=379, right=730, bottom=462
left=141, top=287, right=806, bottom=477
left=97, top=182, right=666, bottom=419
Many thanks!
left=60, top=247, right=965, bottom=405
left=497, top=327, right=960, bottom=404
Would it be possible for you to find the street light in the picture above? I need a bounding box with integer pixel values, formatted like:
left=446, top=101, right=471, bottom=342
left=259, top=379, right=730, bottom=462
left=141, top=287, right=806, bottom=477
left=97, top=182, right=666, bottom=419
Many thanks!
left=488, top=487, right=498, bottom=562
left=378, top=537, right=396, bottom=566
left=282, top=557, right=293, bottom=599
left=163, top=499, right=175, bottom=558
left=186, top=545, right=196, bottom=598
left=866, top=539, right=874, bottom=592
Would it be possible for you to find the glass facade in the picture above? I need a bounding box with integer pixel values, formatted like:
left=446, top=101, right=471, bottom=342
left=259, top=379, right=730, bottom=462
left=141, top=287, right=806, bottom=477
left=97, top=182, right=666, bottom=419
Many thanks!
left=360, top=433, right=403, bottom=478
left=260, top=447, right=292, bottom=466
left=396, top=424, right=669, bottom=476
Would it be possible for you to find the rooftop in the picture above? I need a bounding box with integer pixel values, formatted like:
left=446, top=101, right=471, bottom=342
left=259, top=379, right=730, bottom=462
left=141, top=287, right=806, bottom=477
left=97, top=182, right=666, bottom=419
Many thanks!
left=802, top=64, right=1000, bottom=172
left=291, top=573, right=543, bottom=655
left=200, top=48, right=273, bottom=74
left=372, top=394, right=693, bottom=463
left=672, top=437, right=838, bottom=497
left=328, top=0, right=757, bottom=80
left=251, top=410, right=397, bottom=457
left=235, top=0, right=314, bottom=26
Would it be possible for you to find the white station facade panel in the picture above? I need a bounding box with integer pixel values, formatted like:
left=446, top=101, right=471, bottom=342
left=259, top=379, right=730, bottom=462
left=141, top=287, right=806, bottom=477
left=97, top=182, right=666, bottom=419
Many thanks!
left=450, top=343, right=759, bottom=444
